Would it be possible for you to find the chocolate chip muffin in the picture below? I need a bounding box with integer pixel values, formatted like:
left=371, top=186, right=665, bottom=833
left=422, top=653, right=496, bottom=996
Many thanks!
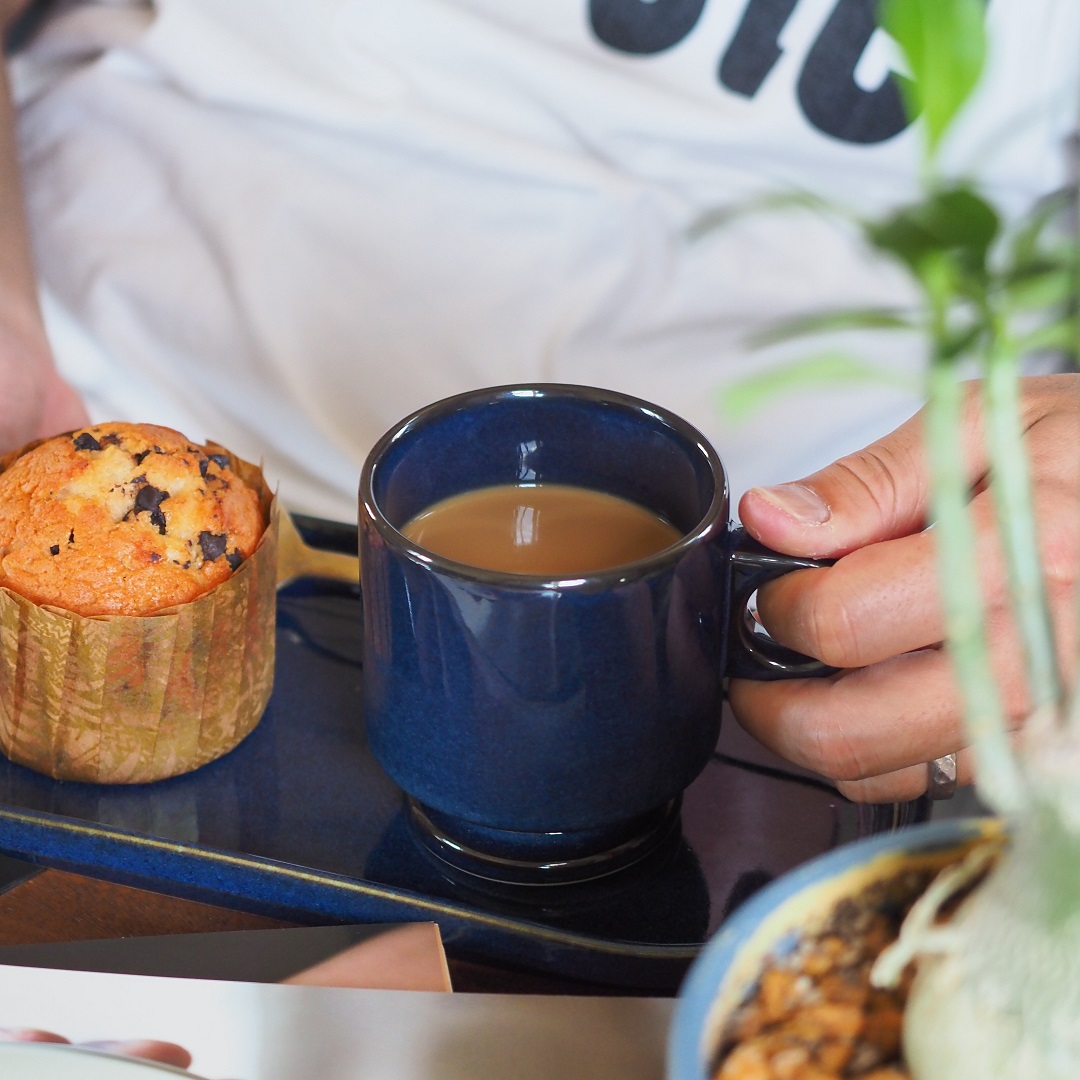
left=0, top=423, right=265, bottom=616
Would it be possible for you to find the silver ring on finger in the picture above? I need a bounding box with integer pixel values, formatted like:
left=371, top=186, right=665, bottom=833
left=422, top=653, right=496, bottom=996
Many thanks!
left=927, top=753, right=958, bottom=800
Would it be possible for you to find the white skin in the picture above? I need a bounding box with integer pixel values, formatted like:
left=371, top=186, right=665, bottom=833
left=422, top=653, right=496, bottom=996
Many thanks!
left=0, top=0, right=88, bottom=451
left=2, top=3, right=1076, bottom=804
left=0, top=1027, right=192, bottom=1069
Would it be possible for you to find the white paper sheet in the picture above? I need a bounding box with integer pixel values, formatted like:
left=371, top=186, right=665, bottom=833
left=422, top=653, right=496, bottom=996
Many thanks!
left=0, top=965, right=674, bottom=1080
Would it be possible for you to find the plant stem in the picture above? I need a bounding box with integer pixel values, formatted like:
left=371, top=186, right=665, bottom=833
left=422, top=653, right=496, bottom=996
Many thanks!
left=923, top=261, right=1026, bottom=814
left=1068, top=226, right=1080, bottom=735
left=981, top=327, right=1061, bottom=715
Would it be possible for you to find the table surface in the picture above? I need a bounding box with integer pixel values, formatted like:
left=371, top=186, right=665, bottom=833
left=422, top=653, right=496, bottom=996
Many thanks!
left=0, top=861, right=640, bottom=996
left=0, top=513, right=983, bottom=1000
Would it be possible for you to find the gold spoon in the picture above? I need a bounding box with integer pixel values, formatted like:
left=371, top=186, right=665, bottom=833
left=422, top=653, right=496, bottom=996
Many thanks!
left=276, top=507, right=360, bottom=588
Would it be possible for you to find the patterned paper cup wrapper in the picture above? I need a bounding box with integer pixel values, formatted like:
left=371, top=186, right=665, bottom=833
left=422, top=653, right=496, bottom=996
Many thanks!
left=0, top=446, right=277, bottom=784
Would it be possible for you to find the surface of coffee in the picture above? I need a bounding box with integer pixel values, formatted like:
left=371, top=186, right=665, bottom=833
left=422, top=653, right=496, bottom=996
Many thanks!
left=401, top=482, right=682, bottom=574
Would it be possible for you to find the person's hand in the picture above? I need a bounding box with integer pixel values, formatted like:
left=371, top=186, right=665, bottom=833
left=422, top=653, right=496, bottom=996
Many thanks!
left=0, top=1026, right=192, bottom=1069
left=728, top=373, right=1080, bottom=803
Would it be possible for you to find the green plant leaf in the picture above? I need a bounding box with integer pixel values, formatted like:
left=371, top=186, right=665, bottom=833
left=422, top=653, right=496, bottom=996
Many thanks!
left=880, top=0, right=988, bottom=155
left=866, top=186, right=1000, bottom=282
left=685, top=190, right=846, bottom=241
left=716, top=353, right=918, bottom=422
left=938, top=320, right=986, bottom=361
left=1001, top=264, right=1076, bottom=315
left=749, top=307, right=918, bottom=348
left=1008, top=191, right=1076, bottom=269
left=1015, top=320, right=1079, bottom=358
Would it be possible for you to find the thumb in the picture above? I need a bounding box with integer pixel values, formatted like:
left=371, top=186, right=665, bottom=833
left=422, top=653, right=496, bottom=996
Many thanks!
left=738, top=410, right=933, bottom=559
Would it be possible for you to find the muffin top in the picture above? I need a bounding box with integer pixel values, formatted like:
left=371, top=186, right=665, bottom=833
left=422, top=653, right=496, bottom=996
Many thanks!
left=0, top=423, right=266, bottom=616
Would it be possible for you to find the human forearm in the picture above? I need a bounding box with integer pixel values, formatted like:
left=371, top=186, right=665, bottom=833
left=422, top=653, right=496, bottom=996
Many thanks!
left=0, top=21, right=87, bottom=450
left=0, top=43, right=46, bottom=338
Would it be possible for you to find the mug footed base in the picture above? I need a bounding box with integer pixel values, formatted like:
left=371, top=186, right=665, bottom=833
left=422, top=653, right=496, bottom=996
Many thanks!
left=405, top=797, right=682, bottom=886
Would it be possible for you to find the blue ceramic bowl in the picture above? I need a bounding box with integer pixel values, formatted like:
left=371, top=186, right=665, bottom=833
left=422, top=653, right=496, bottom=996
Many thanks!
left=667, top=816, right=999, bottom=1080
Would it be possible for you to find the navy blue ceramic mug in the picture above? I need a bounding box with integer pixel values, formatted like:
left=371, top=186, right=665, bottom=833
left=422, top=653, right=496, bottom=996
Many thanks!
left=359, top=385, right=827, bottom=884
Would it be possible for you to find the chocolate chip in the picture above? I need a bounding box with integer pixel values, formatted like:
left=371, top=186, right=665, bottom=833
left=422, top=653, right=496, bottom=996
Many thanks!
left=49, top=544, right=60, bottom=556
left=133, top=484, right=169, bottom=534
left=149, top=552, right=162, bottom=563
left=226, top=551, right=243, bottom=571
left=72, top=432, right=101, bottom=452
left=199, top=532, right=228, bottom=561
left=99, top=433, right=122, bottom=447
left=68, top=530, right=74, bottom=544
left=133, top=451, right=150, bottom=465
left=200, top=453, right=231, bottom=478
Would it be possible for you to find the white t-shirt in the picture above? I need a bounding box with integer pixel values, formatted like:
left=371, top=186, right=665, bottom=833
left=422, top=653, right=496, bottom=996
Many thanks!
left=14, top=0, right=1080, bottom=522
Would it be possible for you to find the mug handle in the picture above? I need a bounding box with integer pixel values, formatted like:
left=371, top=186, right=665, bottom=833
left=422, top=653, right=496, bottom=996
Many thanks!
left=726, top=528, right=837, bottom=681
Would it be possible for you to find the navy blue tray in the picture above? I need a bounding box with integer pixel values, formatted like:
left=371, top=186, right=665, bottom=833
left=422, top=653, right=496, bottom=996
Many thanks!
left=0, top=517, right=929, bottom=992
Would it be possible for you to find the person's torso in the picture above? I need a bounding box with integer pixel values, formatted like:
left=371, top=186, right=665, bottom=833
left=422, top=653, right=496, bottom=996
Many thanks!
left=17, top=0, right=1080, bottom=521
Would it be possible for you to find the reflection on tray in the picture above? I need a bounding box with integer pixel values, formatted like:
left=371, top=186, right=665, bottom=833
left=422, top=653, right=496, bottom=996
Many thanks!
left=0, top=518, right=929, bottom=992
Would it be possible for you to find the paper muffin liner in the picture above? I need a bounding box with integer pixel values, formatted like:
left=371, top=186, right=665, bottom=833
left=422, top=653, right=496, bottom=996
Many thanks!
left=0, top=441, right=277, bottom=784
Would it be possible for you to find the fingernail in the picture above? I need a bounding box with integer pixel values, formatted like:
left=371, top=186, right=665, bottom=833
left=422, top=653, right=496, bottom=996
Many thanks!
left=752, top=483, right=830, bottom=525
